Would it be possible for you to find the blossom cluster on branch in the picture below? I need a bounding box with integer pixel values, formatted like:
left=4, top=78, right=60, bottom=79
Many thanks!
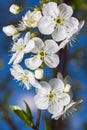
left=3, top=1, right=84, bottom=124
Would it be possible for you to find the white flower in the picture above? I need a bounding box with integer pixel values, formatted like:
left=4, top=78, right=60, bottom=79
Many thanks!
left=9, top=4, right=22, bottom=14
left=25, top=38, right=60, bottom=70
left=52, top=100, right=83, bottom=120
left=8, top=32, right=35, bottom=64
left=23, top=10, right=42, bottom=28
left=59, top=20, right=85, bottom=49
left=10, top=64, right=36, bottom=90
left=38, top=2, right=79, bottom=42
left=2, top=25, right=18, bottom=36
left=34, top=78, right=70, bottom=114
left=17, top=21, right=27, bottom=31
left=34, top=68, right=44, bottom=79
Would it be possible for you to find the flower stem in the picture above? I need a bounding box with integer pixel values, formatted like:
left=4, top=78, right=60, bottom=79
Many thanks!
left=36, top=109, right=41, bottom=130
left=22, top=6, right=34, bottom=10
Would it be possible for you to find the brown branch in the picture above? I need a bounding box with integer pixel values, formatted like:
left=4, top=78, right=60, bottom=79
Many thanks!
left=59, top=0, right=64, bottom=4
left=32, top=109, right=41, bottom=130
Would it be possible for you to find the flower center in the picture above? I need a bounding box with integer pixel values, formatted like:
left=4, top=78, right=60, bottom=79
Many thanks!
left=25, top=19, right=35, bottom=26
left=19, top=46, right=24, bottom=51
left=55, top=17, right=64, bottom=25
left=22, top=74, right=28, bottom=82
left=15, top=44, right=24, bottom=52
left=48, top=92, right=55, bottom=101
left=38, top=50, right=45, bottom=58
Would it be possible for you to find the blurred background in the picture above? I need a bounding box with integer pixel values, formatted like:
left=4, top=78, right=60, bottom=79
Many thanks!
left=0, top=0, right=87, bottom=130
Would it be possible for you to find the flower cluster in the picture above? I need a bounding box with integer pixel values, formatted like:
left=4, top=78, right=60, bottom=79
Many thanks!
left=3, top=2, right=84, bottom=120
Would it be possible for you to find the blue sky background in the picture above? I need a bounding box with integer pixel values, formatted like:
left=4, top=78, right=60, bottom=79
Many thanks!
left=0, top=0, right=87, bottom=130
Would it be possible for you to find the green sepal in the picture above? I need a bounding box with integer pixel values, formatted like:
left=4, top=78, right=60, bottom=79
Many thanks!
left=24, top=101, right=33, bottom=122
left=10, top=104, right=34, bottom=127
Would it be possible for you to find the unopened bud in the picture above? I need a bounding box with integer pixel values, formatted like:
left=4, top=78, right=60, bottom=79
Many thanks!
left=2, top=25, right=18, bottom=36
left=9, top=4, right=22, bottom=14
left=64, top=84, right=71, bottom=93
left=35, top=68, right=44, bottom=79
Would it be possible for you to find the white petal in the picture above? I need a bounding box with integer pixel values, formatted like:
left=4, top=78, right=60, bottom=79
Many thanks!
left=65, top=101, right=76, bottom=111
left=37, top=81, right=51, bottom=96
left=24, top=39, right=35, bottom=53
left=57, top=72, right=63, bottom=80
left=52, top=26, right=67, bottom=42
left=49, top=78, right=64, bottom=93
left=28, top=74, right=35, bottom=85
left=10, top=68, right=22, bottom=81
left=59, top=38, right=70, bottom=50
left=58, top=3, right=73, bottom=19
left=44, top=39, right=59, bottom=54
left=34, top=95, right=49, bottom=109
left=24, top=32, right=30, bottom=45
left=48, top=101, right=63, bottom=114
left=17, top=38, right=24, bottom=46
left=43, top=2, right=59, bottom=18
left=44, top=54, right=59, bottom=68
left=70, top=17, right=79, bottom=28
left=12, top=33, right=20, bottom=42
left=77, top=20, right=85, bottom=33
left=64, top=17, right=79, bottom=33
left=59, top=93, right=71, bottom=106
left=33, top=80, right=42, bottom=89
left=64, top=76, right=72, bottom=85
left=13, top=52, right=24, bottom=64
left=52, top=112, right=63, bottom=120
left=31, top=37, right=44, bottom=53
left=8, top=53, right=17, bottom=64
left=12, top=64, right=24, bottom=74
left=25, top=55, right=42, bottom=70
left=23, top=80, right=31, bottom=90
left=38, top=16, right=55, bottom=35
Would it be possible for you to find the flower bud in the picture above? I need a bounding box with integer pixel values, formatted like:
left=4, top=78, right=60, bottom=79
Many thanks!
left=2, top=25, right=18, bottom=36
left=35, top=68, right=44, bottom=79
left=64, top=84, right=71, bottom=93
left=9, top=4, right=22, bottom=14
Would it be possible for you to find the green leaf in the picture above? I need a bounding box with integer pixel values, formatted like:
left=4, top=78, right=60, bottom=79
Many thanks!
left=10, top=105, right=34, bottom=127
left=24, top=101, right=33, bottom=122
left=10, top=106, right=27, bottom=121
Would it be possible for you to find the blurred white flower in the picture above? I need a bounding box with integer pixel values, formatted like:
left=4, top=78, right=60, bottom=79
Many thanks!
left=52, top=100, right=83, bottom=120
left=57, top=72, right=72, bottom=85
left=9, top=4, right=22, bottom=14
left=10, top=64, right=36, bottom=90
left=38, top=2, right=79, bottom=42
left=23, top=10, right=42, bottom=28
left=3, top=25, right=18, bottom=36
left=25, top=38, right=60, bottom=70
left=57, top=72, right=71, bottom=93
left=34, top=68, right=44, bottom=79
left=34, top=78, right=70, bottom=114
left=8, top=32, right=35, bottom=64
